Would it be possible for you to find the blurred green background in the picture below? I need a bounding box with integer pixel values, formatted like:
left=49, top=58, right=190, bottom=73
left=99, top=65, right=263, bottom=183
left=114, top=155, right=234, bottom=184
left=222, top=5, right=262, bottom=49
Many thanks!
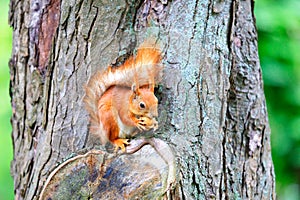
left=0, top=0, right=13, bottom=199
left=0, top=0, right=299, bottom=199
left=255, top=0, right=300, bottom=199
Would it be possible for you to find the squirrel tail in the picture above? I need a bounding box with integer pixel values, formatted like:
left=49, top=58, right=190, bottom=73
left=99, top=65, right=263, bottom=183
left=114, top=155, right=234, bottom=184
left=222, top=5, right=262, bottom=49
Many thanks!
left=84, top=39, right=162, bottom=139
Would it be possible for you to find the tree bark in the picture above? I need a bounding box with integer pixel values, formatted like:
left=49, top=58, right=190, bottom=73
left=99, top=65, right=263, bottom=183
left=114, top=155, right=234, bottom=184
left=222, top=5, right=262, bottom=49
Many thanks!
left=9, top=0, right=275, bottom=199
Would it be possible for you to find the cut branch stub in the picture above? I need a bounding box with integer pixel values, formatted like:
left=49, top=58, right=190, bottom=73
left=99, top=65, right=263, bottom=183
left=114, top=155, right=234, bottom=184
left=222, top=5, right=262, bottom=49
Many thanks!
left=39, top=140, right=175, bottom=200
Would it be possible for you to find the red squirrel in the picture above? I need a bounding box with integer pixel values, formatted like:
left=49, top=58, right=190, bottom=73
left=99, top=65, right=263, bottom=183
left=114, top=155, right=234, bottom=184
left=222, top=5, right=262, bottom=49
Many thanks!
left=84, top=40, right=162, bottom=151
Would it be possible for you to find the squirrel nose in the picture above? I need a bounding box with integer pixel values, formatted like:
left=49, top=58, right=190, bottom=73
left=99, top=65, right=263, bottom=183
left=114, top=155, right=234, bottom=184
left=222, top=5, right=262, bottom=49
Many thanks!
left=146, top=104, right=158, bottom=118
left=152, top=108, right=158, bottom=117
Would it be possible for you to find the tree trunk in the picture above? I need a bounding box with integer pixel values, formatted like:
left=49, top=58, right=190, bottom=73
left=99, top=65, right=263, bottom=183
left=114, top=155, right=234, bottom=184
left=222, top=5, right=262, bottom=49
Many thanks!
left=9, top=0, right=275, bottom=199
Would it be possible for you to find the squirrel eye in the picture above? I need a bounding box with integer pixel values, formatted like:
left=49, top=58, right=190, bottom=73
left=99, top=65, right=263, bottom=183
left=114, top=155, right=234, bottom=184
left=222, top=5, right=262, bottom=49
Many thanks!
left=139, top=102, right=146, bottom=109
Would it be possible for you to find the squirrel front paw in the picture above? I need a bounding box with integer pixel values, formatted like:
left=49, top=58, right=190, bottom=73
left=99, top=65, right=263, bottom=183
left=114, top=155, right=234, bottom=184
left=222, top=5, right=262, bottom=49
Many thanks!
left=136, top=116, right=158, bottom=131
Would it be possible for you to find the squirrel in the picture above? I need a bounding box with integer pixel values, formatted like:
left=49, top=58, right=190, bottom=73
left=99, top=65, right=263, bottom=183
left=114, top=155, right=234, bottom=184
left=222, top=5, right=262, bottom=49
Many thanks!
left=84, top=40, right=163, bottom=151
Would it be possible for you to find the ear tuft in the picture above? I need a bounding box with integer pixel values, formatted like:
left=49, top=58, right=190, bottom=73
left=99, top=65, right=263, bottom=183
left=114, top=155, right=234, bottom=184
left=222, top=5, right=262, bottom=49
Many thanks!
left=131, top=84, right=140, bottom=99
left=131, top=84, right=136, bottom=92
left=148, top=83, right=154, bottom=92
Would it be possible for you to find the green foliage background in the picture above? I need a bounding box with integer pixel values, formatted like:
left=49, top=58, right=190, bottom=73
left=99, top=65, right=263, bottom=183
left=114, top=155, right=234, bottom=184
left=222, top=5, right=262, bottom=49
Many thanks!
left=0, top=0, right=13, bottom=199
left=0, top=0, right=299, bottom=199
left=255, top=0, right=300, bottom=199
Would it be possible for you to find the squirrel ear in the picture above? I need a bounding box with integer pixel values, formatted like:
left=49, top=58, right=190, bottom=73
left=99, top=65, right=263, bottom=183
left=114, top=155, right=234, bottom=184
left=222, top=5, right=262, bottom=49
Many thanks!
left=148, top=83, right=155, bottom=92
left=131, top=84, right=140, bottom=99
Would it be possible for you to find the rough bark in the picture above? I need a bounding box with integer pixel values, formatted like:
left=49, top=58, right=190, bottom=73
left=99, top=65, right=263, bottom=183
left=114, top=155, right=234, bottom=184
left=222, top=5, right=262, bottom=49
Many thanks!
left=9, top=0, right=275, bottom=199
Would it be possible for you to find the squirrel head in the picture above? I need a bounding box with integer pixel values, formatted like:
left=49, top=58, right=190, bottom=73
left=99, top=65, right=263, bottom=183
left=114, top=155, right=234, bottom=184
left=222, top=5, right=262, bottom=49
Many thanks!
left=129, top=84, right=158, bottom=118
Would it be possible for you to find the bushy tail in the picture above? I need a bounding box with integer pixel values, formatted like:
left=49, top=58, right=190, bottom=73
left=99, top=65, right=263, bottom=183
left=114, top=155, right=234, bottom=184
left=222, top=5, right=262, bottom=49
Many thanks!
left=84, top=40, right=162, bottom=137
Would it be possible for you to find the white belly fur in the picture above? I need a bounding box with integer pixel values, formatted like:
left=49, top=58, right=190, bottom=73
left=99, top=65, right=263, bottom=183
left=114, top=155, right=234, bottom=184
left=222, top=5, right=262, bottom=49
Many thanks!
left=116, top=114, right=137, bottom=138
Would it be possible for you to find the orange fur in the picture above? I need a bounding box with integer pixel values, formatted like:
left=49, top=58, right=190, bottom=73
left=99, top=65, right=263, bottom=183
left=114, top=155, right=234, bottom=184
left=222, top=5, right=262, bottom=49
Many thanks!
left=84, top=40, right=162, bottom=151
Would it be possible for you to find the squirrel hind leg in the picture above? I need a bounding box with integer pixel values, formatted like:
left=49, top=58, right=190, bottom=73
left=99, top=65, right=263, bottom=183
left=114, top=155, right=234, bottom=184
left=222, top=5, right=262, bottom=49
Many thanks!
left=112, top=138, right=130, bottom=152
